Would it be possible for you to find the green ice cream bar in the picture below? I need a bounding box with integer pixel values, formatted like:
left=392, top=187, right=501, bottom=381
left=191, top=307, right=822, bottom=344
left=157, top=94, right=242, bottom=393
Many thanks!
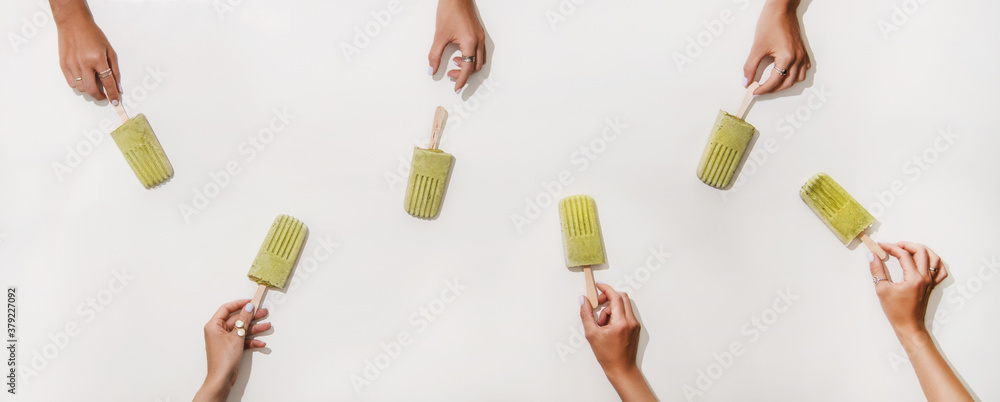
left=800, top=173, right=875, bottom=245
left=404, top=147, right=453, bottom=218
left=248, top=214, right=308, bottom=288
left=696, top=110, right=755, bottom=189
left=110, top=113, right=173, bottom=189
left=559, top=195, right=606, bottom=267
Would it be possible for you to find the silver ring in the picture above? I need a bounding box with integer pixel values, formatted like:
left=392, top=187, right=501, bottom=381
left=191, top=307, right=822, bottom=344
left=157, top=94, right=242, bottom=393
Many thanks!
left=774, top=65, right=788, bottom=76
left=930, top=268, right=939, bottom=273
left=74, top=77, right=83, bottom=81
left=873, top=277, right=888, bottom=286
left=461, top=55, right=476, bottom=63
left=98, top=68, right=113, bottom=78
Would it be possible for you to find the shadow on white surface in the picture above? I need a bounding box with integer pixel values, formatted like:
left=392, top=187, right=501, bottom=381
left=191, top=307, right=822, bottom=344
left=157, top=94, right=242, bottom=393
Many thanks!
left=631, top=300, right=658, bottom=400
left=925, top=269, right=981, bottom=401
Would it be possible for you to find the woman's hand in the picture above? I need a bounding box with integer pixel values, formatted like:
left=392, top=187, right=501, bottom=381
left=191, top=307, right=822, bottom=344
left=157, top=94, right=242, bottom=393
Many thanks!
left=194, top=300, right=271, bottom=402
left=427, top=0, right=486, bottom=94
left=869, top=242, right=947, bottom=336
left=743, top=0, right=810, bottom=95
left=580, top=284, right=656, bottom=402
left=50, top=0, right=122, bottom=103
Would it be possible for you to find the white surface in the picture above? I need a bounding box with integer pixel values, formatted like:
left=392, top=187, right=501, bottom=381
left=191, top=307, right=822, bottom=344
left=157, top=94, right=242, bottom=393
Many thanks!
left=1, top=0, right=999, bottom=401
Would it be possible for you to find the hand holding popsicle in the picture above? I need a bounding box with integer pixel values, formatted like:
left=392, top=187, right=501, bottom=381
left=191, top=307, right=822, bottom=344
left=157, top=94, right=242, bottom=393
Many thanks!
left=868, top=243, right=973, bottom=402
left=50, top=0, right=122, bottom=103
left=579, top=284, right=656, bottom=402
left=194, top=299, right=271, bottom=402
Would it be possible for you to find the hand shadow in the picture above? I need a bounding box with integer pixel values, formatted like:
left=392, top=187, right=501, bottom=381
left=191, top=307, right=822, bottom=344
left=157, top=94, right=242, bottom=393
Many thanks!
left=924, top=267, right=982, bottom=401
left=749, top=0, right=816, bottom=101
left=630, top=300, right=658, bottom=401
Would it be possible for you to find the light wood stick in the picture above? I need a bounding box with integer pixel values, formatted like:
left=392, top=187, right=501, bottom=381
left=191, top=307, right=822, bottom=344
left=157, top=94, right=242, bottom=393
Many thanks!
left=858, top=232, right=887, bottom=260
left=249, top=284, right=267, bottom=321
left=736, top=81, right=760, bottom=120
left=429, top=106, right=447, bottom=150
left=114, top=103, right=130, bottom=123
left=583, top=266, right=599, bottom=308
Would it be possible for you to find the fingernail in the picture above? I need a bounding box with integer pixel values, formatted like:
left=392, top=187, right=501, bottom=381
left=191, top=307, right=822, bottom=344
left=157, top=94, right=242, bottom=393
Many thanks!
left=111, top=99, right=119, bottom=106
left=742, top=77, right=748, bottom=87
left=455, top=87, right=464, bottom=95
left=427, top=66, right=434, bottom=76
left=244, top=302, right=254, bottom=312
left=579, top=296, right=586, bottom=306
left=117, top=83, right=123, bottom=93
left=452, top=61, right=459, bottom=67
left=867, top=252, right=875, bottom=262
left=596, top=281, right=606, bottom=285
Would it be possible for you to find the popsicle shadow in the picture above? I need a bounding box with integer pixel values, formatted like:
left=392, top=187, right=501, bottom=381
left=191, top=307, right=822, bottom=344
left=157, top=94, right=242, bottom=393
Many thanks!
left=751, top=0, right=816, bottom=101
left=227, top=228, right=310, bottom=401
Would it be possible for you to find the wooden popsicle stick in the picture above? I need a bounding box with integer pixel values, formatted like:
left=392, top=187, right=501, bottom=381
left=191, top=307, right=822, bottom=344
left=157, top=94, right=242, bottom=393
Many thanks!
left=735, top=81, right=760, bottom=120
left=858, top=232, right=887, bottom=260
left=583, top=266, right=599, bottom=308
left=429, top=106, right=447, bottom=150
left=249, top=284, right=267, bottom=321
left=113, top=103, right=130, bottom=123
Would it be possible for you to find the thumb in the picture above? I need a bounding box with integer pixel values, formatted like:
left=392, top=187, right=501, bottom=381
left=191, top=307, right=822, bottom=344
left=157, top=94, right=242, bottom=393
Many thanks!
left=743, top=49, right=766, bottom=85
left=579, top=296, right=598, bottom=334
left=232, top=301, right=255, bottom=339
left=869, top=250, right=889, bottom=283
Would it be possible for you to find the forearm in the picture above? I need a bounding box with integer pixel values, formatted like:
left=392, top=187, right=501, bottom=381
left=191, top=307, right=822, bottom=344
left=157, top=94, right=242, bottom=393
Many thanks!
left=48, top=0, right=93, bottom=26
left=193, top=376, right=231, bottom=402
left=606, top=366, right=657, bottom=402
left=897, top=329, right=973, bottom=402
left=763, top=0, right=800, bottom=12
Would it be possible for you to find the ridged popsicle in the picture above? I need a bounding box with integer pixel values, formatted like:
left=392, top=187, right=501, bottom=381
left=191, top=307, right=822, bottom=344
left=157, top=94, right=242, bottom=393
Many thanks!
left=110, top=113, right=173, bottom=189
left=800, top=173, right=875, bottom=245
left=404, top=148, right=452, bottom=218
left=696, top=110, right=755, bottom=189
left=559, top=195, right=606, bottom=267
left=248, top=214, right=308, bottom=289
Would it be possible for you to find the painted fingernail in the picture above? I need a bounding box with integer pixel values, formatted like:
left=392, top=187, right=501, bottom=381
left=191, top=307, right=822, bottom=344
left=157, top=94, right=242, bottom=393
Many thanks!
left=867, top=252, right=875, bottom=262
left=579, top=296, right=586, bottom=306
left=244, top=302, right=254, bottom=312
left=427, top=66, right=434, bottom=76
left=455, top=87, right=464, bottom=95
left=111, top=99, right=119, bottom=106
left=452, top=61, right=459, bottom=67
left=742, top=77, right=748, bottom=87
left=117, top=83, right=123, bottom=93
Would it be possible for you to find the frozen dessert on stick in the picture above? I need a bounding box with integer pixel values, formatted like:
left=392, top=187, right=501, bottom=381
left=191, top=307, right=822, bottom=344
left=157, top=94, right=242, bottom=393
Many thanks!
left=800, top=173, right=887, bottom=259
left=559, top=195, right=606, bottom=308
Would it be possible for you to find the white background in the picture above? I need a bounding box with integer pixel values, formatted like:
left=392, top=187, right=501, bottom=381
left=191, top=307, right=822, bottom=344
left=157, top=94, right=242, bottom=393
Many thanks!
left=1, top=0, right=998, bottom=401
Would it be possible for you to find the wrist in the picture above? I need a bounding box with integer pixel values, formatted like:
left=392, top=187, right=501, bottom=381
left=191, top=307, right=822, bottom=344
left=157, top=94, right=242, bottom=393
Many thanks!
left=50, top=1, right=94, bottom=26
left=197, top=375, right=232, bottom=401
left=604, top=364, right=641, bottom=384
left=763, top=0, right=800, bottom=13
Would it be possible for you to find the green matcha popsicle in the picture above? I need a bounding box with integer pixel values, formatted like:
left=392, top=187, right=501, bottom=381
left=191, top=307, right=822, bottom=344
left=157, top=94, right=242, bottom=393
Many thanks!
left=248, top=214, right=308, bottom=289
left=696, top=110, right=755, bottom=189
left=110, top=113, right=173, bottom=189
left=559, top=195, right=605, bottom=308
left=800, top=173, right=886, bottom=259
left=404, top=106, right=452, bottom=219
